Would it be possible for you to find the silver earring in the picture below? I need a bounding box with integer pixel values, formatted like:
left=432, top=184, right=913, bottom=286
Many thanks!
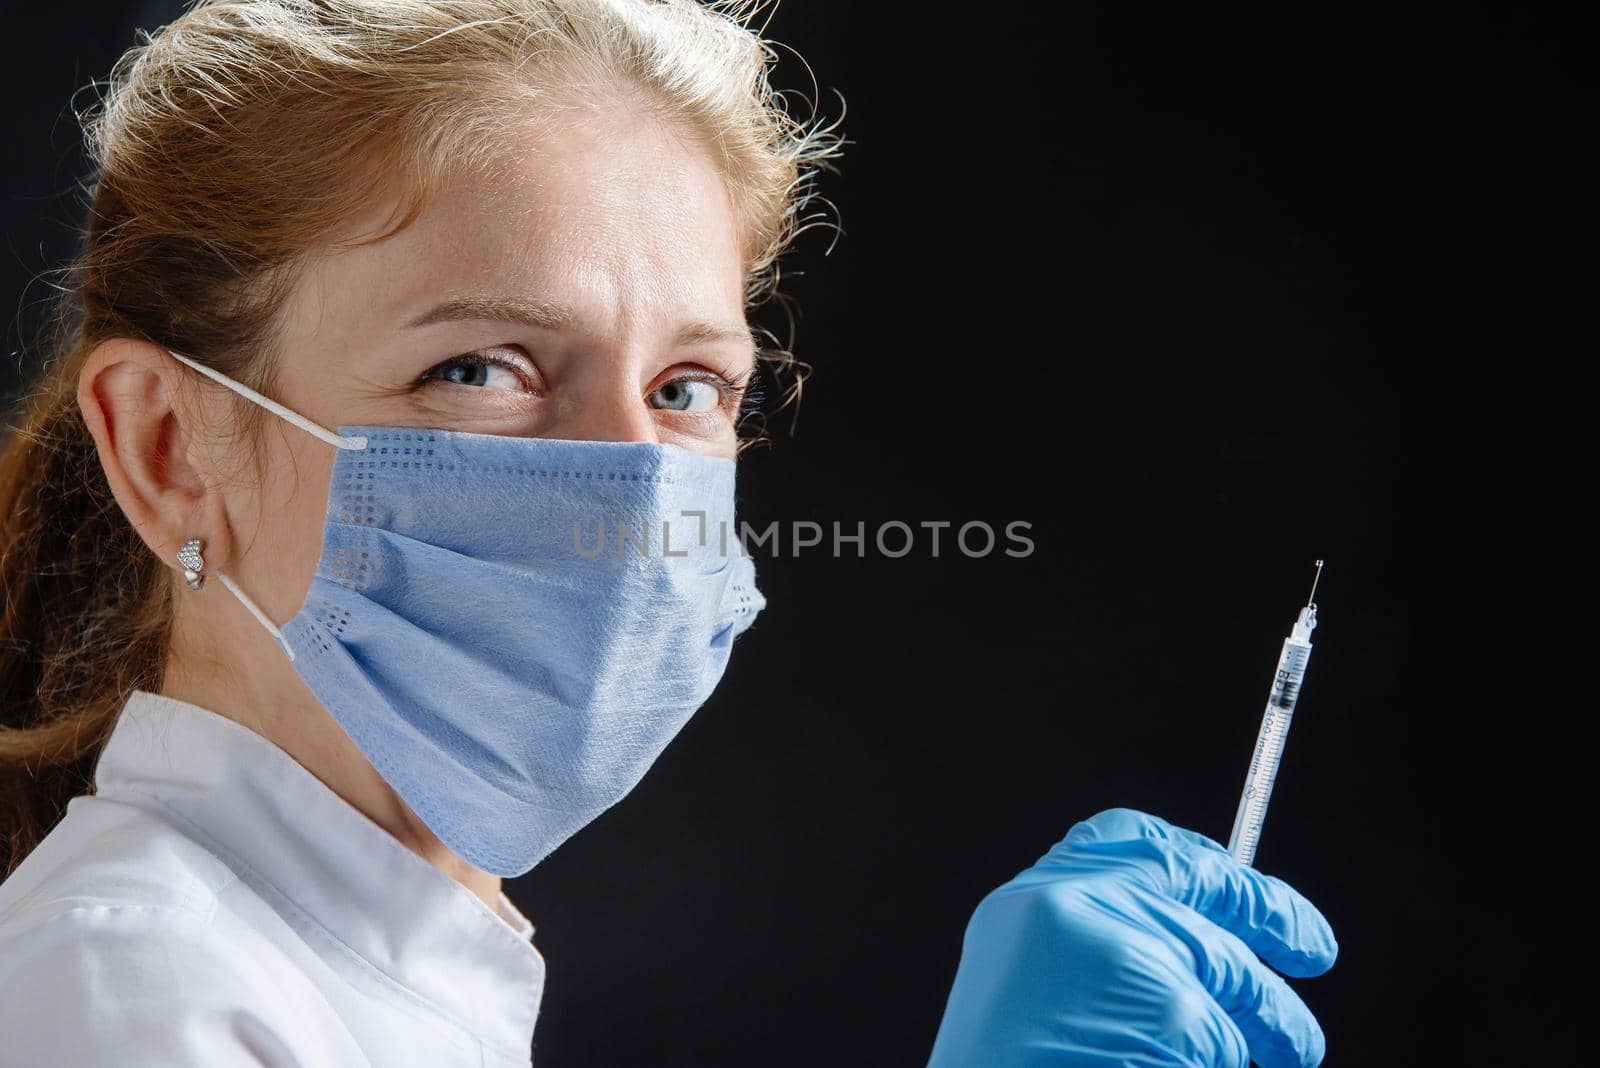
left=177, top=537, right=206, bottom=591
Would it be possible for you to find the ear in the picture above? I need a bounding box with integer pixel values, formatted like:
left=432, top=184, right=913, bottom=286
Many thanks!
left=77, top=340, right=236, bottom=580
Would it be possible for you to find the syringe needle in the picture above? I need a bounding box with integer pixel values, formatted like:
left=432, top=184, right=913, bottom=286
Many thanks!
left=1306, top=559, right=1325, bottom=606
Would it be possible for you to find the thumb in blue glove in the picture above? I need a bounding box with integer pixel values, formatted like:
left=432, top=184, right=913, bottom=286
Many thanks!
left=927, top=808, right=1338, bottom=1067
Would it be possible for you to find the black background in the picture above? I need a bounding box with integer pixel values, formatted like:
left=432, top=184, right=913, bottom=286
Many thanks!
left=1, top=2, right=1583, bottom=1063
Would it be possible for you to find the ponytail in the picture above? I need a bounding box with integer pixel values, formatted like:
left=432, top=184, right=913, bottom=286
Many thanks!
left=0, top=331, right=172, bottom=876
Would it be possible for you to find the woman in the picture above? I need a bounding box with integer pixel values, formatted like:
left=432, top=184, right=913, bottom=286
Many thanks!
left=0, top=2, right=1336, bottom=1065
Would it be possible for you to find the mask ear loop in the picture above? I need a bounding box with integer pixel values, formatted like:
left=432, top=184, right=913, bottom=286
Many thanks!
left=166, top=348, right=369, bottom=662
left=166, top=349, right=368, bottom=451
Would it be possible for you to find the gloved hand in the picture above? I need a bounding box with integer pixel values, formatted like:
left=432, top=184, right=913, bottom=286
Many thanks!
left=927, top=808, right=1337, bottom=1068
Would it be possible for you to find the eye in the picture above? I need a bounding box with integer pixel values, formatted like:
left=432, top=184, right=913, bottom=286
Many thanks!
left=420, top=351, right=536, bottom=392
left=648, top=376, right=724, bottom=412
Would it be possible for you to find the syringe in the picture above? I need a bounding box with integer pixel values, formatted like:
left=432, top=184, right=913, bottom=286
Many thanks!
left=1226, top=561, right=1323, bottom=867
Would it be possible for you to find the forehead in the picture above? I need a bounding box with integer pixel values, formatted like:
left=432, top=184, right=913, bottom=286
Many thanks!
left=286, top=105, right=746, bottom=343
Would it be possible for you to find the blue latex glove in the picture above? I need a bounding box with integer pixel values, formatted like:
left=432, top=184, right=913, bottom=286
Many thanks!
left=927, top=809, right=1338, bottom=1067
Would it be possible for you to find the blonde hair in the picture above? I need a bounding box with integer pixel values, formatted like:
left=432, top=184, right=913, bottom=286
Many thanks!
left=0, top=0, right=844, bottom=875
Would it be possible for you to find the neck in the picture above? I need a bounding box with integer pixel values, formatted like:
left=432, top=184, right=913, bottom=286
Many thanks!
left=161, top=606, right=504, bottom=915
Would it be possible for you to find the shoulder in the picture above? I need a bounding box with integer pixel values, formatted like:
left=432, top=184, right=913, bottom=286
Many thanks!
left=1, top=792, right=238, bottom=922
left=0, top=896, right=319, bottom=1065
left=0, top=796, right=348, bottom=1066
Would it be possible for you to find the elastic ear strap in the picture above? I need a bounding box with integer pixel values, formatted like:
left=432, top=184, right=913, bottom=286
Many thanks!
left=165, top=349, right=368, bottom=451
left=215, top=571, right=297, bottom=663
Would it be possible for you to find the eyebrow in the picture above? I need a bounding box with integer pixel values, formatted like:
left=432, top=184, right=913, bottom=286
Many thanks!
left=406, top=297, right=758, bottom=354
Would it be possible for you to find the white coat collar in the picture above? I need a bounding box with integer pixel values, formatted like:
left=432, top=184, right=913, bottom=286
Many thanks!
left=93, top=689, right=545, bottom=1060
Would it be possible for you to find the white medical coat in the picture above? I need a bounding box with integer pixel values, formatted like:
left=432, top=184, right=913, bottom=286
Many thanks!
left=0, top=690, right=546, bottom=1066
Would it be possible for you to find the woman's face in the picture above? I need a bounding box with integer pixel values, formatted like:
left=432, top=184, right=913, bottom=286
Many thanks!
left=214, top=103, right=755, bottom=628
left=74, top=100, right=757, bottom=879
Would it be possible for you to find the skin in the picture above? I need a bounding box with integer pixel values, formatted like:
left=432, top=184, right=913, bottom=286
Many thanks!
left=76, top=98, right=756, bottom=915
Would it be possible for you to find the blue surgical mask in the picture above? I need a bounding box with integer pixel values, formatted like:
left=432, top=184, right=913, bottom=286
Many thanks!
left=167, top=349, right=765, bottom=877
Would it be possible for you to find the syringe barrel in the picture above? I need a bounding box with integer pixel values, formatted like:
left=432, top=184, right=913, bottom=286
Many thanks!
left=1226, top=635, right=1314, bottom=866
